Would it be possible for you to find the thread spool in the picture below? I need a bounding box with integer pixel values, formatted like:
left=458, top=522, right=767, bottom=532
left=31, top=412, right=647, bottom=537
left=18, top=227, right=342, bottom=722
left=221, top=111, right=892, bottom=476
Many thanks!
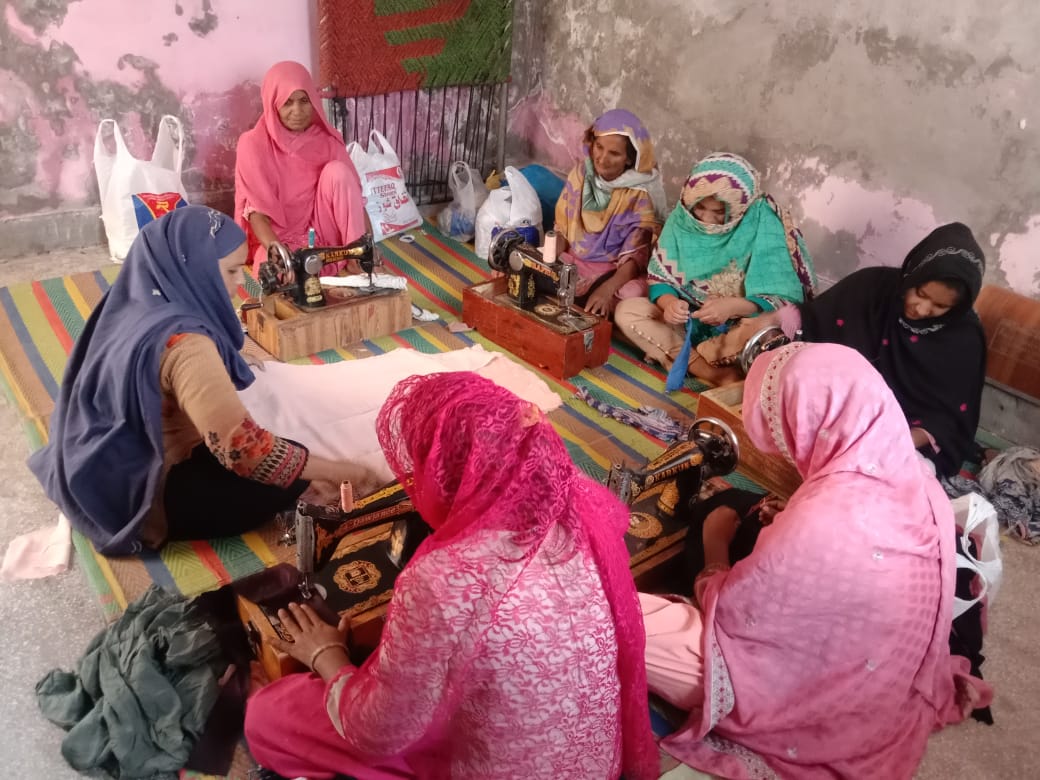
left=542, top=230, right=557, bottom=263
left=340, top=481, right=354, bottom=513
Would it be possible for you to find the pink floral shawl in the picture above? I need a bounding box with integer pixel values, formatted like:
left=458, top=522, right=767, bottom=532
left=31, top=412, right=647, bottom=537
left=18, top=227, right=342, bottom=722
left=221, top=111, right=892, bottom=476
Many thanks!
left=663, top=343, right=991, bottom=778
left=337, top=371, right=658, bottom=779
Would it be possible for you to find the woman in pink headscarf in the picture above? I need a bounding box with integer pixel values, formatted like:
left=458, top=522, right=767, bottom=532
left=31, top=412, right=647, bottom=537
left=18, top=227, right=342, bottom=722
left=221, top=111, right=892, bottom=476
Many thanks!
left=639, top=342, right=992, bottom=779
left=235, top=60, right=368, bottom=274
left=244, top=371, right=657, bottom=780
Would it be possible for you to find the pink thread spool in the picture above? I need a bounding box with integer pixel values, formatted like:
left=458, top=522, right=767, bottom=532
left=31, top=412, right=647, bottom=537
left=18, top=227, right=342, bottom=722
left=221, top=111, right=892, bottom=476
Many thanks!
left=340, top=481, right=354, bottom=513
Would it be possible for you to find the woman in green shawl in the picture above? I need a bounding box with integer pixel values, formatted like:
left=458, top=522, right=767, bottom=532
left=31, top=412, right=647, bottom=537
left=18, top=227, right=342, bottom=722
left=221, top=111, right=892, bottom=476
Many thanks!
left=615, top=152, right=816, bottom=389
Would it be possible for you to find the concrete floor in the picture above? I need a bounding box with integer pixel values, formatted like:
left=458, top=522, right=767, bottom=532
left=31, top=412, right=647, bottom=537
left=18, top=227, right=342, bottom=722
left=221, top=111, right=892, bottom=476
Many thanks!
left=0, top=248, right=118, bottom=780
left=1, top=247, right=1039, bottom=779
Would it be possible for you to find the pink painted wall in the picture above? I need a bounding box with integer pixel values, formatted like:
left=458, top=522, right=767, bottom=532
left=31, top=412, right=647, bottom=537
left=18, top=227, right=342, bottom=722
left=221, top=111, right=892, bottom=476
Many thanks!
left=0, top=0, right=316, bottom=217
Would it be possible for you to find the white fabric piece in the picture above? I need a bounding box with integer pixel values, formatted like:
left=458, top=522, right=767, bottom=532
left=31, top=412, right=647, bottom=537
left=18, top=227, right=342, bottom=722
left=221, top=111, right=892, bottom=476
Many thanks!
left=411, top=304, right=439, bottom=322
left=239, top=346, right=562, bottom=484
left=1, top=513, right=72, bottom=582
left=319, top=274, right=407, bottom=290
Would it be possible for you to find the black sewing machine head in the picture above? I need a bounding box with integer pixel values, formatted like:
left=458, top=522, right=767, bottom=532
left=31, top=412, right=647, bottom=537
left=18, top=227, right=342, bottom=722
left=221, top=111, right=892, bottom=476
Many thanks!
left=488, top=228, right=578, bottom=312
left=607, top=417, right=740, bottom=516
left=286, top=481, right=432, bottom=607
left=258, top=233, right=375, bottom=309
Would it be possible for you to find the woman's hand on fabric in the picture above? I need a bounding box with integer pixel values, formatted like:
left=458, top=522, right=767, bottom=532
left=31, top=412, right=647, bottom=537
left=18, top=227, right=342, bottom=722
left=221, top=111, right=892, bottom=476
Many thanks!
left=659, top=294, right=690, bottom=325
left=584, top=283, right=618, bottom=317
left=692, top=297, right=758, bottom=327
left=270, top=602, right=352, bottom=680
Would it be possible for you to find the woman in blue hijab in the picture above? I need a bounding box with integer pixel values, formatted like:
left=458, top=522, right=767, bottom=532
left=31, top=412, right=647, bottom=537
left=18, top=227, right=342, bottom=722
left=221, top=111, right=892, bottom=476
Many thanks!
left=29, top=206, right=376, bottom=555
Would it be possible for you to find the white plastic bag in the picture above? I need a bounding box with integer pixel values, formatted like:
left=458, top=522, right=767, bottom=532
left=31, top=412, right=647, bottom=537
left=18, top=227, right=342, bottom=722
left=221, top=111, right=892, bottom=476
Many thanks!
left=474, top=188, right=512, bottom=260
left=950, top=492, right=1003, bottom=619
left=94, top=115, right=189, bottom=261
left=347, top=130, right=423, bottom=242
left=437, top=161, right=489, bottom=242
left=473, top=166, right=542, bottom=259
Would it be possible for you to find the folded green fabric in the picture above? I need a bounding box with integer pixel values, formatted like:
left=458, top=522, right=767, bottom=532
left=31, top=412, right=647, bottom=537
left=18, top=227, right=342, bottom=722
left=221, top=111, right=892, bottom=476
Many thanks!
left=37, top=585, right=223, bottom=779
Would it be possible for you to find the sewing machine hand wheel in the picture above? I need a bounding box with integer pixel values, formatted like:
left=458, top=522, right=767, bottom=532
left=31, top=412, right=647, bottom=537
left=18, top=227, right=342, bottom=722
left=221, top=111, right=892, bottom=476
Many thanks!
left=259, top=242, right=295, bottom=296
left=739, top=325, right=790, bottom=375
left=487, top=228, right=526, bottom=272
left=687, top=417, right=740, bottom=477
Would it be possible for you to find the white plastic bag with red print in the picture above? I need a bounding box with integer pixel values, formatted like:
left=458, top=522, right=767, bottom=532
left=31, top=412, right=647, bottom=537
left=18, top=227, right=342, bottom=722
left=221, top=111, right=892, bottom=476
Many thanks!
left=346, top=130, right=422, bottom=242
left=94, top=115, right=190, bottom=261
left=950, top=492, right=1003, bottom=619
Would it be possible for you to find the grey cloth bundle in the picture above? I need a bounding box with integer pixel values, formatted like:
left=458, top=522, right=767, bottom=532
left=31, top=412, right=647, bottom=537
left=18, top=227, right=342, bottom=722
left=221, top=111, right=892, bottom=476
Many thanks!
left=978, top=446, right=1040, bottom=544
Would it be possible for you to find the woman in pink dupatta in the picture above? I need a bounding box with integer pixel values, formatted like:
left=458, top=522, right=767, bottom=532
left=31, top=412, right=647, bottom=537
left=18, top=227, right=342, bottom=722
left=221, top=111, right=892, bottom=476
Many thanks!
left=244, top=371, right=658, bottom=780
left=640, top=342, right=992, bottom=779
left=235, top=61, right=367, bottom=274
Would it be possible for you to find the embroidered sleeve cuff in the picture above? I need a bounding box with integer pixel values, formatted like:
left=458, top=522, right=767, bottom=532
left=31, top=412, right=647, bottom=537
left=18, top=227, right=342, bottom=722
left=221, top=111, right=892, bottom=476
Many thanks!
left=252, top=436, right=309, bottom=488
left=209, top=416, right=309, bottom=488
left=749, top=294, right=793, bottom=312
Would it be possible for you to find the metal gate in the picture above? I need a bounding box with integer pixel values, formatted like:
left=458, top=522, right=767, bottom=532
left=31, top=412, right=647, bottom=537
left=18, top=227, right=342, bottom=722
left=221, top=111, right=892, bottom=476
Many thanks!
left=325, top=83, right=506, bottom=207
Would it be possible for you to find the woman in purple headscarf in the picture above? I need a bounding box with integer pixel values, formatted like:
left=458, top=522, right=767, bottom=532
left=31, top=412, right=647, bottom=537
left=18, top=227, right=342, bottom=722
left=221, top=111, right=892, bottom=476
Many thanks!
left=553, top=109, right=666, bottom=317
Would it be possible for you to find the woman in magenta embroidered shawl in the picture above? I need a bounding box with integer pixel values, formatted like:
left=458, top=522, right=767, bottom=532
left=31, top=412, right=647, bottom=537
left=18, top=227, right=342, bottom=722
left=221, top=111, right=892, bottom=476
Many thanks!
left=640, top=342, right=992, bottom=779
left=234, top=60, right=367, bottom=274
left=244, top=371, right=657, bottom=780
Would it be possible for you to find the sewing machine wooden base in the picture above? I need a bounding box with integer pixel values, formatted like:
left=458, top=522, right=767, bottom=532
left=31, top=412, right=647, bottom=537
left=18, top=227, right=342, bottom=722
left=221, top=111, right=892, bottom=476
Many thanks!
left=244, top=285, right=411, bottom=361
left=462, top=278, right=612, bottom=379
left=697, top=382, right=802, bottom=497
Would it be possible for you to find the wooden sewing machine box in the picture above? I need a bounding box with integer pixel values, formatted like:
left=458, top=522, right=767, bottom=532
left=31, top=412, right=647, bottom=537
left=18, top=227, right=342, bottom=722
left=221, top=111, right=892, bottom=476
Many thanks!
left=697, top=381, right=803, bottom=498
left=461, top=277, right=612, bottom=380
left=245, top=286, right=411, bottom=361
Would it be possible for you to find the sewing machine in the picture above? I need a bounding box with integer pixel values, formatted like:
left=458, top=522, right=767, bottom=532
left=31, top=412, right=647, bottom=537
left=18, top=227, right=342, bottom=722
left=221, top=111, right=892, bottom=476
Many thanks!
left=608, top=417, right=740, bottom=509
left=486, top=228, right=592, bottom=324
left=463, top=230, right=612, bottom=379
left=607, top=417, right=740, bottom=585
left=256, top=233, right=378, bottom=309
left=241, top=234, right=412, bottom=360
left=237, top=481, right=424, bottom=681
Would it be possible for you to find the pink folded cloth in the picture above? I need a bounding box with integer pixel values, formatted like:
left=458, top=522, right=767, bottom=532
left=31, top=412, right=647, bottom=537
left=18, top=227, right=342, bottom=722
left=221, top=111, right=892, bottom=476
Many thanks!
left=1, top=514, right=72, bottom=582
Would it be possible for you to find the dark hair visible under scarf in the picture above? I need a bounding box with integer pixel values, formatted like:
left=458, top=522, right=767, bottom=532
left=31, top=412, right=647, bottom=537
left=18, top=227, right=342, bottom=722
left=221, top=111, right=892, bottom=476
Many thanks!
left=798, top=222, right=986, bottom=476
left=29, top=207, right=253, bottom=554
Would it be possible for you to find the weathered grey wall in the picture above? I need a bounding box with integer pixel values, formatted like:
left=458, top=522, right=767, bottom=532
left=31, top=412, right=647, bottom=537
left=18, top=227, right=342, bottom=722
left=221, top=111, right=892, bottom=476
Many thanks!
left=507, top=0, right=1039, bottom=297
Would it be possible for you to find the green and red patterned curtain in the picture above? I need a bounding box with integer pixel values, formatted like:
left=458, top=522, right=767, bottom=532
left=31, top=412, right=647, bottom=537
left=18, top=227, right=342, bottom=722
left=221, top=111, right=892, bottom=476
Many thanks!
left=318, top=0, right=514, bottom=97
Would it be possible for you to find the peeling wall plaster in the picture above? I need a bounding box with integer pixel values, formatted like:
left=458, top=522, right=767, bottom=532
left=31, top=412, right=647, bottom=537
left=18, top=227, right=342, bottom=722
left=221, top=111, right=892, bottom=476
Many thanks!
left=0, top=0, right=315, bottom=217
left=507, top=0, right=1040, bottom=298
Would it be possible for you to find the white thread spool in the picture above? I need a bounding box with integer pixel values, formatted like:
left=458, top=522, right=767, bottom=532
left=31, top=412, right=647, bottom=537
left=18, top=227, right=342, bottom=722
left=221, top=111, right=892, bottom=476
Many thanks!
left=542, top=230, right=557, bottom=263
